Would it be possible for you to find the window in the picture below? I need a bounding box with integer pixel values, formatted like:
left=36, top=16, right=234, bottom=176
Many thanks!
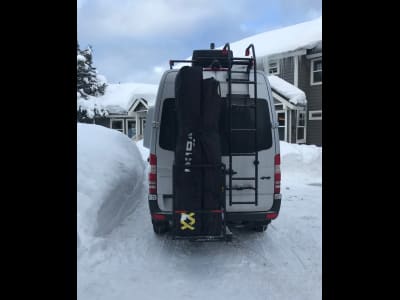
left=111, top=119, right=124, bottom=133
left=296, top=111, right=306, bottom=143
left=140, top=118, right=146, bottom=135
left=126, top=119, right=136, bottom=138
left=268, top=60, right=279, bottom=75
left=159, top=98, right=273, bottom=153
left=311, top=58, right=322, bottom=85
left=309, top=110, right=322, bottom=120
left=276, top=111, right=286, bottom=141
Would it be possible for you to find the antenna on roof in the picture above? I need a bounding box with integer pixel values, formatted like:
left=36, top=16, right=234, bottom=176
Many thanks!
left=210, top=42, right=215, bottom=50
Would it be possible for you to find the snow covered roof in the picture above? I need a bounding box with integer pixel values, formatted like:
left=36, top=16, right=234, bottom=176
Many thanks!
left=176, top=17, right=321, bottom=69
left=226, top=17, right=321, bottom=58
left=97, top=83, right=158, bottom=114
left=268, top=75, right=306, bottom=105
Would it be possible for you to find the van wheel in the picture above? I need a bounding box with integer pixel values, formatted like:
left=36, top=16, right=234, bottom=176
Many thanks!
left=253, top=224, right=269, bottom=232
left=153, top=222, right=168, bottom=234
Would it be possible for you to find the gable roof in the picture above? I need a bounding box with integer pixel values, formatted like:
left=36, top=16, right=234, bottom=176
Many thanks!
left=128, top=97, right=149, bottom=113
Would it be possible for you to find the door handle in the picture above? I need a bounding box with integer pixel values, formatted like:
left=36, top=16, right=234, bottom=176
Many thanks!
left=260, top=176, right=271, bottom=180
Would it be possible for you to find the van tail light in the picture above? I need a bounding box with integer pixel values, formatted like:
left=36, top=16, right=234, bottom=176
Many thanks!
left=266, top=212, right=278, bottom=220
left=274, top=154, right=281, bottom=194
left=149, top=154, right=157, bottom=195
left=152, top=213, right=166, bottom=221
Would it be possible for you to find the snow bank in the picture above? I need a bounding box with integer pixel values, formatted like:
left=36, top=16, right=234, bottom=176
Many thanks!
left=77, top=123, right=146, bottom=249
left=268, top=75, right=306, bottom=105
left=135, top=139, right=149, bottom=162
left=280, top=141, right=321, bottom=182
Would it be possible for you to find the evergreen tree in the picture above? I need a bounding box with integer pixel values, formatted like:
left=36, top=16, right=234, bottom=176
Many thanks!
left=77, top=44, right=107, bottom=99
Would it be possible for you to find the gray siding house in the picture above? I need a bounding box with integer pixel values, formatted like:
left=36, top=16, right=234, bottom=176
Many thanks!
left=78, top=83, right=158, bottom=140
left=230, top=17, right=322, bottom=146
left=260, top=42, right=322, bottom=146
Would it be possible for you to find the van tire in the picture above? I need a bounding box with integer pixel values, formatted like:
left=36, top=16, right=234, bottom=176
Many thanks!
left=153, top=222, right=168, bottom=234
left=253, top=224, right=269, bottom=232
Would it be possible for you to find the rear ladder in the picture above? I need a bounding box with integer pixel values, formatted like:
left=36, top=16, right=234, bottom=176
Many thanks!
left=223, top=43, right=259, bottom=206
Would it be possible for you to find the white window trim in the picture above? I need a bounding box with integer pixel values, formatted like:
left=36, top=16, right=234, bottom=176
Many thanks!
left=309, top=110, right=322, bottom=120
left=268, top=59, right=280, bottom=75
left=276, top=109, right=287, bottom=142
left=141, top=118, right=146, bottom=135
left=126, top=119, right=136, bottom=139
left=296, top=110, right=306, bottom=144
left=310, top=58, right=322, bottom=86
left=110, top=119, right=125, bottom=133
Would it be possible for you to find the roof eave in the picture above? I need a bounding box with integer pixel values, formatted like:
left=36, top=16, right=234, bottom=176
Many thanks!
left=272, top=90, right=306, bottom=109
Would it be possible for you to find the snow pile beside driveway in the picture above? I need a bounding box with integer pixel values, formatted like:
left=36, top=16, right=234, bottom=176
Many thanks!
left=135, top=139, right=149, bottom=162
left=77, top=123, right=146, bottom=250
left=280, top=141, right=321, bottom=183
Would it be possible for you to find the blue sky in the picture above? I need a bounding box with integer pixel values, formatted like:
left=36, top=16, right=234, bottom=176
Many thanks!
left=78, top=0, right=321, bottom=84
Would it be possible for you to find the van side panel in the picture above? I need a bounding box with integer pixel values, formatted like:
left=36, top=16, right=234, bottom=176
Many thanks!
left=143, top=106, right=154, bottom=149
left=154, top=71, right=177, bottom=211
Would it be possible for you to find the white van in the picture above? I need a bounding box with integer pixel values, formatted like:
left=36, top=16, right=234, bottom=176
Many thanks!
left=143, top=44, right=282, bottom=236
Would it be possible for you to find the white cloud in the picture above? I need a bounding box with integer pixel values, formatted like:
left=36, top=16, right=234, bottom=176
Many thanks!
left=153, top=66, right=165, bottom=74
left=239, top=24, right=248, bottom=32
left=79, top=0, right=247, bottom=39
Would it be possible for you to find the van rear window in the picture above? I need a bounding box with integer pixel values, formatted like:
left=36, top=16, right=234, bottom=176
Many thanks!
left=159, top=98, right=272, bottom=153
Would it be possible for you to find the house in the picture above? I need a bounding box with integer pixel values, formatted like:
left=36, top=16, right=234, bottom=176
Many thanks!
left=78, top=83, right=158, bottom=140
left=228, top=16, right=322, bottom=146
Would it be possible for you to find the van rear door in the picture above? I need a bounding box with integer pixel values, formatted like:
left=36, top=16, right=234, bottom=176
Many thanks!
left=219, top=72, right=276, bottom=212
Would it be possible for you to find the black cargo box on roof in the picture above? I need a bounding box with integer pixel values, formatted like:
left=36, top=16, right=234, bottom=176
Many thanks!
left=192, top=49, right=233, bottom=68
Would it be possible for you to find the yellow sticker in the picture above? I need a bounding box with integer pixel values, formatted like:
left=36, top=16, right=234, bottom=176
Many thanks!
left=180, top=212, right=196, bottom=230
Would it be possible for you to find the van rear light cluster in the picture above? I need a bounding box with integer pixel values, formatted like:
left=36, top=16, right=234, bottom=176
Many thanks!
left=266, top=212, right=278, bottom=220
left=152, top=213, right=166, bottom=221
left=149, top=154, right=157, bottom=195
left=274, top=154, right=281, bottom=194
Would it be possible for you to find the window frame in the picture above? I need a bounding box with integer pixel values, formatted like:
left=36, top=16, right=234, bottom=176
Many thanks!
left=296, top=110, right=306, bottom=143
left=309, top=110, right=322, bottom=120
left=141, top=118, right=146, bottom=135
left=310, top=58, right=322, bottom=85
left=268, top=59, right=280, bottom=75
left=110, top=118, right=125, bottom=133
left=126, top=119, right=137, bottom=139
left=276, top=109, right=287, bottom=142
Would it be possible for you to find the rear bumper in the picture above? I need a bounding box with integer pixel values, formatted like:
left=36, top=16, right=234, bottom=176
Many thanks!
left=226, top=195, right=281, bottom=223
left=149, top=194, right=282, bottom=223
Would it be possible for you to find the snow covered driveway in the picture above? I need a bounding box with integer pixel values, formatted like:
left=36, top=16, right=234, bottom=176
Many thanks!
left=77, top=124, right=321, bottom=300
